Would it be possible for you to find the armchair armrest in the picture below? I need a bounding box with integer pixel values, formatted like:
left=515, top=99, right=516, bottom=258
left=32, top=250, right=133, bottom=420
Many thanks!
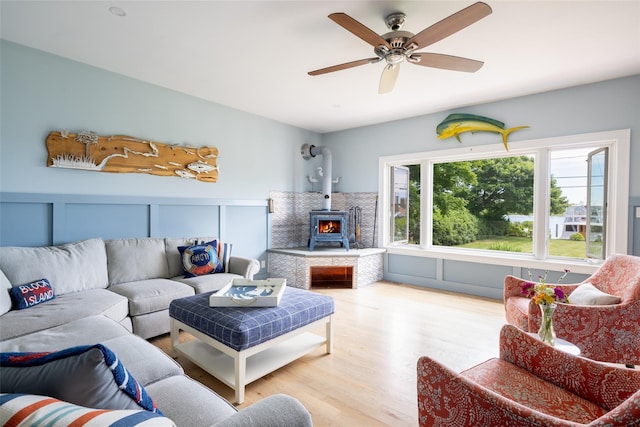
left=498, top=324, right=640, bottom=410
left=211, top=394, right=312, bottom=427
left=228, top=256, right=260, bottom=279
left=503, top=275, right=528, bottom=299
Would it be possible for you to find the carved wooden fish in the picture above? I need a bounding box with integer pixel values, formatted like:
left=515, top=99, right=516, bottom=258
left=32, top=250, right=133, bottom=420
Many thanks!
left=436, top=113, right=529, bottom=151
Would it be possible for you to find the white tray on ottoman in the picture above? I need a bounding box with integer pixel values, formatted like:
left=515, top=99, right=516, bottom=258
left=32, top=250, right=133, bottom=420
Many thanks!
left=209, top=278, right=286, bottom=307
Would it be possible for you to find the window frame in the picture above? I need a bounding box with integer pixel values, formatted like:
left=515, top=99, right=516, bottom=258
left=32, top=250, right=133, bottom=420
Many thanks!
left=378, top=129, right=630, bottom=274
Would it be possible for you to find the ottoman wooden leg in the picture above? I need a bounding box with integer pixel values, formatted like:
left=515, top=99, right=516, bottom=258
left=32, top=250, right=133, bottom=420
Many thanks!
left=234, top=352, right=247, bottom=404
left=326, top=316, right=334, bottom=354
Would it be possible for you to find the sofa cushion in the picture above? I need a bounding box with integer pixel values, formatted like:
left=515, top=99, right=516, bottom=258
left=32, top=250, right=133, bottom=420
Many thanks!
left=109, top=278, right=195, bottom=316
left=569, top=282, right=622, bottom=305
left=9, top=278, right=55, bottom=310
left=131, top=309, right=172, bottom=340
left=106, top=238, right=169, bottom=285
left=179, top=243, right=219, bottom=277
left=0, top=238, right=108, bottom=295
left=0, top=394, right=176, bottom=427
left=0, top=289, right=129, bottom=341
left=145, top=375, right=237, bottom=426
left=172, top=273, right=238, bottom=294
left=0, top=344, right=162, bottom=414
left=165, top=238, right=199, bottom=278
left=0, top=269, right=13, bottom=315
left=100, top=334, right=184, bottom=386
left=0, top=315, right=131, bottom=353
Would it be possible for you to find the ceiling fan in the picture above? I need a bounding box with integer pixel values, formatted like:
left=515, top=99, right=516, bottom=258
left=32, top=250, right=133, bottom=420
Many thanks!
left=308, top=2, right=492, bottom=94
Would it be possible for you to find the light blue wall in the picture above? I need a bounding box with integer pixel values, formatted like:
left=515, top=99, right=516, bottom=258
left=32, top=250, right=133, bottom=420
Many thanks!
left=0, top=40, right=321, bottom=277
left=0, top=40, right=319, bottom=199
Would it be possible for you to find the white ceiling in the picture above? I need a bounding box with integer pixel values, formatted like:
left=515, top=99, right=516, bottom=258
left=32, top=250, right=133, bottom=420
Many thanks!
left=2, top=1, right=639, bottom=134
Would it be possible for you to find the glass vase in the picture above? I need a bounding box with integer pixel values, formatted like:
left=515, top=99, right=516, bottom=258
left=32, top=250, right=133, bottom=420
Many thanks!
left=538, top=303, right=557, bottom=346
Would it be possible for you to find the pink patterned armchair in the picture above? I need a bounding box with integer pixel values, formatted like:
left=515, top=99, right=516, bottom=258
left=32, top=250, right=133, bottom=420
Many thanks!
left=504, top=254, right=640, bottom=364
left=417, top=324, right=640, bottom=426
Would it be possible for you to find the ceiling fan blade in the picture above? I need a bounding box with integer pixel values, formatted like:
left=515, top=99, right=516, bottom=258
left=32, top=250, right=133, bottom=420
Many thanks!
left=329, top=13, right=391, bottom=49
left=379, top=64, right=400, bottom=94
left=411, top=53, right=484, bottom=72
left=308, top=57, right=380, bottom=76
left=405, top=2, right=492, bottom=50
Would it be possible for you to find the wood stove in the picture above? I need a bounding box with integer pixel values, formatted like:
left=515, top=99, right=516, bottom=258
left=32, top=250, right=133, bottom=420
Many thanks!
left=309, top=210, right=349, bottom=251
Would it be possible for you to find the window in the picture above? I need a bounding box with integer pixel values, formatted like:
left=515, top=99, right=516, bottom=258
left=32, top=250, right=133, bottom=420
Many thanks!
left=391, top=166, right=409, bottom=243
left=379, top=130, right=630, bottom=270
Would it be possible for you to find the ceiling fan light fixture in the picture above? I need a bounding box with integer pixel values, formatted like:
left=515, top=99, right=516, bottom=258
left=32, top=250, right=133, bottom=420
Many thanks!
left=385, top=50, right=405, bottom=65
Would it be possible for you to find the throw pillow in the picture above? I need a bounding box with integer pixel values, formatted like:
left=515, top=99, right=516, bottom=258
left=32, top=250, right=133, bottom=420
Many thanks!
left=8, top=278, right=55, bottom=310
left=0, top=394, right=176, bottom=427
left=569, top=283, right=622, bottom=305
left=0, top=344, right=162, bottom=414
left=178, top=243, right=219, bottom=277
left=210, top=240, right=233, bottom=273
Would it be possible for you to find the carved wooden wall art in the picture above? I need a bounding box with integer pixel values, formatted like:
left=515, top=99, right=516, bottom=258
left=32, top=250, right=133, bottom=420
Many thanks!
left=46, top=130, right=218, bottom=182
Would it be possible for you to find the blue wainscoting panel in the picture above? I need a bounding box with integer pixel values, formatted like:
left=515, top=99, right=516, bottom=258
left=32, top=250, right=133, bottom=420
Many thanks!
left=224, top=205, right=268, bottom=265
left=156, top=205, right=220, bottom=238
left=65, top=203, right=150, bottom=242
left=0, top=194, right=268, bottom=269
left=386, top=253, right=438, bottom=280
left=0, top=202, right=52, bottom=247
left=443, top=259, right=511, bottom=292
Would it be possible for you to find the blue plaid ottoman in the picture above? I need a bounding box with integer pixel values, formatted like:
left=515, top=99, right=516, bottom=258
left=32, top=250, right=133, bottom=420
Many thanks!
left=169, top=286, right=334, bottom=403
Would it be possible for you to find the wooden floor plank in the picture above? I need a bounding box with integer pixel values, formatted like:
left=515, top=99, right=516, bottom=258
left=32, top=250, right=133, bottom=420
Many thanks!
left=151, top=281, right=506, bottom=426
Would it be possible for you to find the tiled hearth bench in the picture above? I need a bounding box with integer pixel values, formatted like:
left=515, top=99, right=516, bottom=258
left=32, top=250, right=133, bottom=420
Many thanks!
left=169, top=286, right=335, bottom=403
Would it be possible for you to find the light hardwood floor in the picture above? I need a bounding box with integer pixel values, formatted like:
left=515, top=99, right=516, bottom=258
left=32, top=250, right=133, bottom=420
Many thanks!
left=151, top=281, right=506, bottom=427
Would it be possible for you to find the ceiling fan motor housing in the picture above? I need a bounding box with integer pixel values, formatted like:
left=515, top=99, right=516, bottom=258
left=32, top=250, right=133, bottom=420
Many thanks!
left=376, top=30, right=415, bottom=64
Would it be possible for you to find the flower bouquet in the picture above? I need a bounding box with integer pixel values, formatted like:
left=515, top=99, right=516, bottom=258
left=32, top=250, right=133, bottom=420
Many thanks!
left=521, top=269, right=570, bottom=345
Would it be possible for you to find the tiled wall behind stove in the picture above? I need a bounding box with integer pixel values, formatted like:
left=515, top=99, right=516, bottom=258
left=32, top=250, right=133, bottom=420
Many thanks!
left=269, top=191, right=379, bottom=249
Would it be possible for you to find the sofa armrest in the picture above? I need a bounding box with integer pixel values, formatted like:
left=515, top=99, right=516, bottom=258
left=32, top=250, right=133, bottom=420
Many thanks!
left=228, top=257, right=260, bottom=279
left=211, top=394, right=312, bottom=427
left=498, top=324, right=640, bottom=410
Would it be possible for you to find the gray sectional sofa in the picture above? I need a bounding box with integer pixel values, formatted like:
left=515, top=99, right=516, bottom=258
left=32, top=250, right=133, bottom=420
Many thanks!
left=0, top=237, right=312, bottom=426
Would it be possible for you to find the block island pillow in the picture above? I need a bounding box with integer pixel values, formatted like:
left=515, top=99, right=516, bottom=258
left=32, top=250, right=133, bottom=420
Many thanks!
left=9, top=278, right=55, bottom=310
left=178, top=243, right=219, bottom=277
left=0, top=394, right=176, bottom=427
left=0, top=344, right=162, bottom=415
left=569, top=283, right=622, bottom=305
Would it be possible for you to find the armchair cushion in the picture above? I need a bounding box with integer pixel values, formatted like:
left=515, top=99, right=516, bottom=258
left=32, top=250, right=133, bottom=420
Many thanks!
left=569, top=282, right=621, bottom=305
left=461, top=358, right=607, bottom=423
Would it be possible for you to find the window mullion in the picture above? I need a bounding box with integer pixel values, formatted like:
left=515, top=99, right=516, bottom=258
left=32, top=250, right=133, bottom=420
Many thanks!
left=533, top=148, right=550, bottom=259
left=422, top=160, right=431, bottom=249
